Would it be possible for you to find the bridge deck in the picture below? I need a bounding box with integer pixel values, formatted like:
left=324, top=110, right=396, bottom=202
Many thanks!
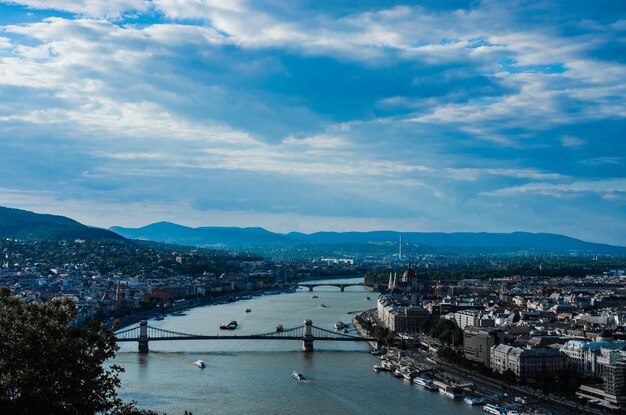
left=117, top=335, right=372, bottom=342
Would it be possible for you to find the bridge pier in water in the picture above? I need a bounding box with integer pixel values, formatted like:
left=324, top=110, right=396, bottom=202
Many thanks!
left=138, top=319, right=149, bottom=353
left=302, top=319, right=314, bottom=352
left=340, top=286, right=345, bottom=292
left=308, top=286, right=313, bottom=291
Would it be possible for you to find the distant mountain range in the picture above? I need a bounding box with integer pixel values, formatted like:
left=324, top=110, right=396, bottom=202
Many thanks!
left=1, top=206, right=624, bottom=254
left=110, top=221, right=626, bottom=255
left=0, top=206, right=125, bottom=241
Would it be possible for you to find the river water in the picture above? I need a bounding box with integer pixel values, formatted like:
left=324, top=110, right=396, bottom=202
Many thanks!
left=115, top=278, right=482, bottom=415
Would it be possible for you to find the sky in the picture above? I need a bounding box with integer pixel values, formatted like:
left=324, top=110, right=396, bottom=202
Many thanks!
left=0, top=1, right=625, bottom=245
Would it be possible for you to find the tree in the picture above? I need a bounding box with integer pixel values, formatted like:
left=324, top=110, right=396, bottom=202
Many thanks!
left=0, top=288, right=140, bottom=414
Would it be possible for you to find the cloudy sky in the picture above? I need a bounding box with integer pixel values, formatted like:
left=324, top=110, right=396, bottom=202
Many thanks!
left=0, top=1, right=625, bottom=244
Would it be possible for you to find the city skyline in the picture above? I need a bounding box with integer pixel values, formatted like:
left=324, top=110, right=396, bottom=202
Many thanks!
left=0, top=1, right=625, bottom=245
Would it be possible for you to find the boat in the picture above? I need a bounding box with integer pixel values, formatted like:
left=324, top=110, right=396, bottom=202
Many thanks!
left=311, top=295, right=318, bottom=299
left=276, top=324, right=284, bottom=332
left=365, top=296, right=371, bottom=300
left=153, top=316, right=165, bottom=321
left=318, top=304, right=327, bottom=308
left=424, top=382, right=439, bottom=392
left=194, top=359, right=205, bottom=369
left=292, top=371, right=307, bottom=382
left=403, top=370, right=419, bottom=381
left=333, top=321, right=347, bottom=330
left=370, top=348, right=385, bottom=356
left=372, top=365, right=387, bottom=372
left=219, top=320, right=238, bottom=330
left=482, top=404, right=502, bottom=415
left=440, top=385, right=464, bottom=399
left=170, top=311, right=186, bottom=316
left=245, top=308, right=252, bottom=313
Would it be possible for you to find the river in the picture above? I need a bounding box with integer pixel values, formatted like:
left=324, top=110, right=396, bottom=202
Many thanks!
left=114, top=277, right=483, bottom=415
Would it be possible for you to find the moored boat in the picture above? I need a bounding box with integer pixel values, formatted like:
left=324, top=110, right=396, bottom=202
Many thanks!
left=440, top=385, right=464, bottom=399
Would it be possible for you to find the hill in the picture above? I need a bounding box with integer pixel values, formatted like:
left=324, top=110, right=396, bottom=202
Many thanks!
left=110, top=223, right=626, bottom=255
left=0, top=206, right=126, bottom=242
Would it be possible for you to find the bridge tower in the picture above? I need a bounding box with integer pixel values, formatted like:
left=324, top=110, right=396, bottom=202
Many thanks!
left=340, top=285, right=345, bottom=292
left=138, top=319, right=149, bottom=353
left=302, top=319, right=314, bottom=352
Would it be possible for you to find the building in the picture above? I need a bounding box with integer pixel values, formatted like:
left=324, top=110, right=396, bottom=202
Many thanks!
left=490, top=344, right=566, bottom=379
left=454, top=309, right=482, bottom=330
left=561, top=340, right=626, bottom=377
left=377, top=295, right=429, bottom=333
left=577, top=351, right=626, bottom=410
left=463, top=327, right=504, bottom=367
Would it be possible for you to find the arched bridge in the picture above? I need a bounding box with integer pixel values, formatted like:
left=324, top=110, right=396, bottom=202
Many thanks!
left=287, top=282, right=386, bottom=292
left=116, top=319, right=377, bottom=353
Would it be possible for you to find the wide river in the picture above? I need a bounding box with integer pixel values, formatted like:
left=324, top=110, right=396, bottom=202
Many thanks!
left=115, top=277, right=483, bottom=415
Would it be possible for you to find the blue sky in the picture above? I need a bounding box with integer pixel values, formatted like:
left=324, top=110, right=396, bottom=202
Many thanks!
left=0, top=0, right=625, bottom=245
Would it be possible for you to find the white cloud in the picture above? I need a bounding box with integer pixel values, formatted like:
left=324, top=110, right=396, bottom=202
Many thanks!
left=0, top=0, right=150, bottom=18
left=560, top=135, right=585, bottom=148
left=481, top=179, right=626, bottom=199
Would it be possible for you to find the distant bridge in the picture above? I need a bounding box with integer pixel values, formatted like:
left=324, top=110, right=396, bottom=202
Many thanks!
left=116, top=319, right=377, bottom=352
left=287, top=282, right=386, bottom=292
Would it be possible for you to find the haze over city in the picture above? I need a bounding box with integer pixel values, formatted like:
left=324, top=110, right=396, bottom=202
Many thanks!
left=0, top=0, right=625, bottom=245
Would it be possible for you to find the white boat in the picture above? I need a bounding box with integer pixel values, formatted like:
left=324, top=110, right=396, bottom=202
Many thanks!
left=483, top=404, right=502, bottom=415
left=333, top=321, right=347, bottom=330
left=372, top=365, right=386, bottom=372
left=292, top=371, right=307, bottom=382
left=318, top=304, right=327, bottom=308
left=194, top=359, right=205, bottom=369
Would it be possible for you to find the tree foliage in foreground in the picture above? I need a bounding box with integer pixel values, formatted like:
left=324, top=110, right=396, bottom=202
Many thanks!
left=0, top=287, right=152, bottom=415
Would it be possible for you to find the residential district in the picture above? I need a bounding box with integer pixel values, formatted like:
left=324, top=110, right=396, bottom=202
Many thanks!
left=4, top=238, right=626, bottom=413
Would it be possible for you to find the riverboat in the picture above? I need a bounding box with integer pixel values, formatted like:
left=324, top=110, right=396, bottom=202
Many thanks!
left=318, top=304, right=327, bottom=308
left=153, top=315, right=165, bottom=321
left=311, top=295, right=318, bottom=299
left=333, top=321, right=347, bottom=330
left=482, top=404, right=502, bottom=415
left=219, top=320, right=238, bottom=330
left=245, top=308, right=251, bottom=313
left=372, top=365, right=387, bottom=373
left=194, top=360, right=205, bottom=369
left=440, top=385, right=464, bottom=399
left=292, top=371, right=307, bottom=382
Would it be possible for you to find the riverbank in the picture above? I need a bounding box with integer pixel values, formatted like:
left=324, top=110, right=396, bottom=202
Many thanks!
left=355, top=308, right=602, bottom=415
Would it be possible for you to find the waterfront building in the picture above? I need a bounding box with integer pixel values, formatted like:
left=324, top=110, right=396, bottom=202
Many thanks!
left=490, top=344, right=565, bottom=379
left=577, top=351, right=626, bottom=410
left=463, top=327, right=504, bottom=368
left=561, top=340, right=626, bottom=377
left=377, top=295, right=429, bottom=333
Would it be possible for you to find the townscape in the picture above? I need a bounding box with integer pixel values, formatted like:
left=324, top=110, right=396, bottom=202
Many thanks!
left=3, top=216, right=626, bottom=413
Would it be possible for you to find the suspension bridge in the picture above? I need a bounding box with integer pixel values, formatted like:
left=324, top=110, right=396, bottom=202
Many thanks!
left=116, top=319, right=378, bottom=352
